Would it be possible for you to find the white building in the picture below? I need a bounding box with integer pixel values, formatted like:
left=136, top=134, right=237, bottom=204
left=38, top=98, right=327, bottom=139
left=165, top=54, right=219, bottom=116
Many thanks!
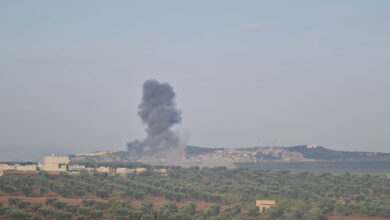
left=96, top=166, right=110, bottom=173
left=154, top=168, right=168, bottom=175
left=136, top=168, right=147, bottom=173
left=39, top=155, right=69, bottom=172
left=116, top=168, right=136, bottom=175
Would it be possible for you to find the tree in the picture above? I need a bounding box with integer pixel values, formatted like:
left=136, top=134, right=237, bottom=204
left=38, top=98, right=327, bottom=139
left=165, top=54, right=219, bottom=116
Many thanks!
left=40, top=187, right=48, bottom=195
left=90, top=210, right=103, bottom=219
left=20, top=186, right=32, bottom=196
left=140, top=201, right=154, bottom=214
left=6, top=209, right=31, bottom=220
left=246, top=205, right=259, bottom=217
left=38, top=208, right=55, bottom=217
left=303, top=208, right=323, bottom=220
left=55, top=211, right=72, bottom=220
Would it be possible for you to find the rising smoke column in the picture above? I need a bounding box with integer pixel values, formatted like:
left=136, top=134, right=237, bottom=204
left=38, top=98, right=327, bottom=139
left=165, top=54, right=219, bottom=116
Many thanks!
left=127, top=79, right=182, bottom=156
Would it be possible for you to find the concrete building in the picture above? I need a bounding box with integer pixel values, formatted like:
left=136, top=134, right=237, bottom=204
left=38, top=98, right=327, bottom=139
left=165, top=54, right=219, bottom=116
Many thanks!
left=96, top=166, right=110, bottom=173
left=39, top=155, right=69, bottom=172
left=15, top=164, right=37, bottom=171
left=136, top=167, right=147, bottom=173
left=116, top=168, right=136, bottom=175
left=154, top=168, right=168, bottom=175
left=0, top=164, right=16, bottom=171
left=256, top=200, right=276, bottom=213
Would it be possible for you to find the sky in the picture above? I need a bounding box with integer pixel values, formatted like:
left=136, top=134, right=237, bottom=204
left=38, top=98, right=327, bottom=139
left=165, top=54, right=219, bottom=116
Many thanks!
left=1, top=0, right=390, bottom=161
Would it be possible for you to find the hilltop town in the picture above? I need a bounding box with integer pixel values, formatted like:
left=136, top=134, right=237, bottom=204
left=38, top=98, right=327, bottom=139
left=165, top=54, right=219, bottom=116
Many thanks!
left=61, top=145, right=390, bottom=165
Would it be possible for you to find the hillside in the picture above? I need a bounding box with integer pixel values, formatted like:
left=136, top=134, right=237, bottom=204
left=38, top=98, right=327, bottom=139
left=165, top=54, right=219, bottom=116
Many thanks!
left=287, top=145, right=390, bottom=160
left=69, top=145, right=390, bottom=164
left=186, top=145, right=390, bottom=161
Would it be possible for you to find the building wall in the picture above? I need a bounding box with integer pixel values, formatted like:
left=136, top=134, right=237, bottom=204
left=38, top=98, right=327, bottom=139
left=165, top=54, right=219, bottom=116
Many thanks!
left=41, top=163, right=67, bottom=172
left=96, top=166, right=110, bottom=173
left=154, top=168, right=168, bottom=175
left=0, top=164, right=16, bottom=171
left=116, top=168, right=136, bottom=174
left=43, top=156, right=69, bottom=164
left=256, top=200, right=276, bottom=213
left=15, top=164, right=37, bottom=171
left=136, top=168, right=147, bottom=173
left=41, top=156, right=70, bottom=171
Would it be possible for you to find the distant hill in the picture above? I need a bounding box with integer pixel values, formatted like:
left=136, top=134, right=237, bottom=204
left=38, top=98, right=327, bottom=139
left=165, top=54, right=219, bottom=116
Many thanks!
left=185, top=145, right=224, bottom=156
left=69, top=145, right=390, bottom=164
left=287, top=145, right=390, bottom=160
left=185, top=145, right=390, bottom=162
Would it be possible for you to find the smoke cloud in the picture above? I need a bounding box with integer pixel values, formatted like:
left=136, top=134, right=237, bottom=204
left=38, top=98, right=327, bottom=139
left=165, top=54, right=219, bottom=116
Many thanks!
left=127, top=79, right=182, bottom=157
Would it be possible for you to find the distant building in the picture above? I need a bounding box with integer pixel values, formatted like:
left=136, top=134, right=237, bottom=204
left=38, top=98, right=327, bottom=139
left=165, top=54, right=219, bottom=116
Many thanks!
left=0, top=163, right=37, bottom=173
left=136, top=168, right=147, bottom=173
left=15, top=164, right=37, bottom=171
left=116, top=168, right=136, bottom=175
left=306, top=145, right=317, bottom=149
left=96, top=166, right=110, bottom=173
left=154, top=168, right=168, bottom=175
left=0, top=164, right=16, bottom=171
left=39, top=155, right=69, bottom=172
left=0, top=169, right=3, bottom=176
left=256, top=200, right=276, bottom=213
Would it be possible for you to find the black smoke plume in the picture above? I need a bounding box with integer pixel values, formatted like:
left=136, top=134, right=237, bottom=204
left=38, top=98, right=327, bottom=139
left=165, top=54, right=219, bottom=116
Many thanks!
left=127, top=79, right=182, bottom=156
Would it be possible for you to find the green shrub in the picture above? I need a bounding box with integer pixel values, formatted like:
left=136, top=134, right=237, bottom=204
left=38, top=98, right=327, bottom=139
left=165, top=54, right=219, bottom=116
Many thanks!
left=4, top=185, right=15, bottom=193
left=45, top=197, right=58, bottom=205
left=8, top=198, right=22, bottom=206
left=40, top=187, right=48, bottom=195
left=55, top=211, right=72, bottom=220
left=16, top=201, right=31, bottom=209
left=38, top=207, right=55, bottom=217
left=53, top=201, right=67, bottom=209
left=77, top=207, right=91, bottom=216
left=31, top=203, right=43, bottom=212
left=90, top=210, right=103, bottom=219
left=65, top=204, right=79, bottom=214
left=94, top=201, right=110, bottom=210
left=6, top=209, right=30, bottom=220
left=20, top=186, right=32, bottom=196
left=82, top=199, right=95, bottom=207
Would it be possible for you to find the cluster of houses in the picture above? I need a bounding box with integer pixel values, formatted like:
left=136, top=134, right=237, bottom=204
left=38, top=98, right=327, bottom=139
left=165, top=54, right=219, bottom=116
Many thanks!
left=0, top=155, right=167, bottom=176
left=1, top=156, right=278, bottom=214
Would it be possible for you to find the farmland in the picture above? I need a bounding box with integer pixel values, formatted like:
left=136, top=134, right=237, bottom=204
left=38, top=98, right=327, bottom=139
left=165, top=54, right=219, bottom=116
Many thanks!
left=1, top=166, right=390, bottom=219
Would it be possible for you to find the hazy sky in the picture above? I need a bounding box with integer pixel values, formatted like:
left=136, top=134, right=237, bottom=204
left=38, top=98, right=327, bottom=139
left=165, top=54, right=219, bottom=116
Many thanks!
left=1, top=1, right=390, bottom=160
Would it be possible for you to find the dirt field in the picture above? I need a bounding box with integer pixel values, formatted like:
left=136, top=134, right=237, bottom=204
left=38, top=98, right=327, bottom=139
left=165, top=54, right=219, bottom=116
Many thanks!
left=0, top=190, right=227, bottom=211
